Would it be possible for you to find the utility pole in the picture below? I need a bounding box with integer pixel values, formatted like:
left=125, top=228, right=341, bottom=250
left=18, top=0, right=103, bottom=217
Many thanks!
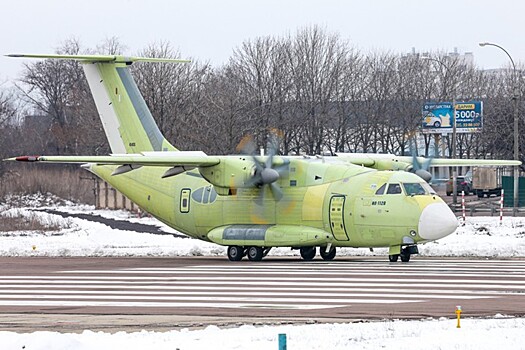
left=479, top=42, right=520, bottom=214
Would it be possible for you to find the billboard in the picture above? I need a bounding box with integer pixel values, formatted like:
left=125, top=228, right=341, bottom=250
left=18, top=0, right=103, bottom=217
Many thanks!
left=422, top=101, right=483, bottom=134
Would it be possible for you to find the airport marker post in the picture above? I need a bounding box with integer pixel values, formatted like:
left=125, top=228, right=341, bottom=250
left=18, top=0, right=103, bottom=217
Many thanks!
left=455, top=306, right=462, bottom=328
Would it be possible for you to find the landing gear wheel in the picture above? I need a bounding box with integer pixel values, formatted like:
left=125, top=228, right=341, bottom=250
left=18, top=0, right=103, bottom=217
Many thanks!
left=300, top=247, right=316, bottom=261
left=400, top=252, right=411, bottom=262
left=227, top=246, right=244, bottom=261
left=247, top=246, right=264, bottom=261
left=320, top=246, right=336, bottom=261
left=389, top=254, right=399, bottom=262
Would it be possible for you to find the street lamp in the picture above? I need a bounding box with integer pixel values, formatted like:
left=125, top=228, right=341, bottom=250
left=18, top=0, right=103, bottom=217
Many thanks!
left=479, top=42, right=520, bottom=212
left=422, top=56, right=459, bottom=204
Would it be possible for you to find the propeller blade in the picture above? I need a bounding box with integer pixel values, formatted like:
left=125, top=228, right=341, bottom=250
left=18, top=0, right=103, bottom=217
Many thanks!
left=410, top=151, right=435, bottom=183
left=236, top=135, right=257, bottom=155
left=270, top=182, right=283, bottom=201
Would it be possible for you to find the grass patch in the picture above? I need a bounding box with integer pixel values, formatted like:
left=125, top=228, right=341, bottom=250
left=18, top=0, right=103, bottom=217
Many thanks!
left=0, top=209, right=72, bottom=233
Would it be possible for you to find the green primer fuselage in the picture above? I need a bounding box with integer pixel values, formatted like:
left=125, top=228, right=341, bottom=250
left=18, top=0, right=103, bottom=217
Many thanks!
left=90, top=156, right=440, bottom=249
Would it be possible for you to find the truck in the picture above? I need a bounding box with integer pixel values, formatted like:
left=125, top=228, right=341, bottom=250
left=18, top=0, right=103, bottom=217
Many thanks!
left=472, top=167, right=502, bottom=198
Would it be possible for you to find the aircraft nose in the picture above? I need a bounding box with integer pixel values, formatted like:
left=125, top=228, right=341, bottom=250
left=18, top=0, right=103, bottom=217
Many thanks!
left=418, top=202, right=458, bottom=240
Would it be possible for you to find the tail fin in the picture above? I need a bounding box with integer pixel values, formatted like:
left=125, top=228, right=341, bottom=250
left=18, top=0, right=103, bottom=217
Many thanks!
left=7, top=54, right=189, bottom=154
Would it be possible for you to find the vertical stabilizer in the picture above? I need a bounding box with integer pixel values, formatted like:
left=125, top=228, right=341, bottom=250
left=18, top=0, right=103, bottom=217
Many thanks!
left=83, top=61, right=177, bottom=153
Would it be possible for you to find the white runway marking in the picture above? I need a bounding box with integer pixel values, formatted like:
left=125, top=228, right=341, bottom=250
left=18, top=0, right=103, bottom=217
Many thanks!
left=0, top=300, right=344, bottom=309
left=0, top=289, right=492, bottom=300
left=1, top=276, right=524, bottom=285
left=1, top=260, right=524, bottom=311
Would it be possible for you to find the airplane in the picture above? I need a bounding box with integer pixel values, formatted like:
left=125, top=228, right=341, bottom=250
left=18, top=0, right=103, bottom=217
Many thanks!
left=5, top=54, right=521, bottom=263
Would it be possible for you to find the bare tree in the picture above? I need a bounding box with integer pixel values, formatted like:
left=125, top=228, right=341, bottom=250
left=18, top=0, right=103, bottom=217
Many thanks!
left=132, top=41, right=209, bottom=150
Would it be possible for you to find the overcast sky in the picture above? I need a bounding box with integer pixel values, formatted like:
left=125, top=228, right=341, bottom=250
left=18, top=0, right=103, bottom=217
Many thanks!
left=1, top=0, right=524, bottom=84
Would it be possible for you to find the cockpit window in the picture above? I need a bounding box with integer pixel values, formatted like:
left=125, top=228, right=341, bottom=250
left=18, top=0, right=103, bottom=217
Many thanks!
left=386, top=183, right=402, bottom=194
left=403, top=183, right=427, bottom=196
left=375, top=183, right=386, bottom=195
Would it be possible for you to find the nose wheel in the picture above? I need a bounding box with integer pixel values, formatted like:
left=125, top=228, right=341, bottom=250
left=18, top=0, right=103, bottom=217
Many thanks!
left=388, top=245, right=418, bottom=263
left=320, top=246, right=336, bottom=260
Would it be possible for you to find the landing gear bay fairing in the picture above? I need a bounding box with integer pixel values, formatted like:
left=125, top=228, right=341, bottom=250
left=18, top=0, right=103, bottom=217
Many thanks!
left=5, top=54, right=521, bottom=262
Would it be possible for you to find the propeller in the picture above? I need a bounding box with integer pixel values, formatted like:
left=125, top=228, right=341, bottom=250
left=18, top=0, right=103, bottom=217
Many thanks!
left=409, top=153, right=433, bottom=183
left=237, top=131, right=289, bottom=204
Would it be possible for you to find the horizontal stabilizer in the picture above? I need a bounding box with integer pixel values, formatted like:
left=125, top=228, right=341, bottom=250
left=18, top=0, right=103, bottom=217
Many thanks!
left=6, top=53, right=190, bottom=64
left=6, top=151, right=220, bottom=168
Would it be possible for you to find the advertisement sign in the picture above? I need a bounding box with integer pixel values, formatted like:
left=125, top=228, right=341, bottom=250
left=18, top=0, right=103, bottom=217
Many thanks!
left=421, top=101, right=483, bottom=134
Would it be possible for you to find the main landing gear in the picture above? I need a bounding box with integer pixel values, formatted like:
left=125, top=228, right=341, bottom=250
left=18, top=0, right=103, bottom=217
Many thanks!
left=298, top=246, right=337, bottom=261
left=227, top=246, right=338, bottom=261
left=227, top=246, right=271, bottom=262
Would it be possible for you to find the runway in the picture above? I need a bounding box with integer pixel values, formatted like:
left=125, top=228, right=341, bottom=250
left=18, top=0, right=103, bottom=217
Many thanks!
left=0, top=256, right=524, bottom=331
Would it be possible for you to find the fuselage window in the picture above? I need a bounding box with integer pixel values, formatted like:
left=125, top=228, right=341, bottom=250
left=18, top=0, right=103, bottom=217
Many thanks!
left=191, top=186, right=218, bottom=204
left=403, top=183, right=426, bottom=196
left=386, top=183, right=402, bottom=194
left=180, top=188, right=191, bottom=213
left=375, top=183, right=386, bottom=195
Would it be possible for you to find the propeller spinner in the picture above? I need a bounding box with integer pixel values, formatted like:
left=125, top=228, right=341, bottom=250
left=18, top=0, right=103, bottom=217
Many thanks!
left=409, top=153, right=433, bottom=182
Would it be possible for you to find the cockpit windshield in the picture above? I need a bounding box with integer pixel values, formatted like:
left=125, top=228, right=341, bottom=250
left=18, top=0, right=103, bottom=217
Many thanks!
left=386, top=183, right=402, bottom=194
left=375, top=182, right=436, bottom=196
left=403, top=182, right=432, bottom=196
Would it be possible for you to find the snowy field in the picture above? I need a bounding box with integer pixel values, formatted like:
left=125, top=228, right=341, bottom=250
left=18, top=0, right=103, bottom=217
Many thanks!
left=2, top=316, right=525, bottom=350
left=1, top=194, right=524, bottom=349
left=0, top=193, right=525, bottom=258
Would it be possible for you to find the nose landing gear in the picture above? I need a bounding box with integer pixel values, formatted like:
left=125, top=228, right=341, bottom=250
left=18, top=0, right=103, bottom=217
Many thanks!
left=388, top=245, right=418, bottom=263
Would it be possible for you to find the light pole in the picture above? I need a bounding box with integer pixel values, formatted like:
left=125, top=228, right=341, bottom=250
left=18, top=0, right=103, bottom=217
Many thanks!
left=479, top=42, right=520, bottom=213
left=422, top=56, right=459, bottom=204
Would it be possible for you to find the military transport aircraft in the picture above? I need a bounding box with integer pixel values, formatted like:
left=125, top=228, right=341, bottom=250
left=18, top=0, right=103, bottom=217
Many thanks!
left=5, top=54, right=521, bottom=262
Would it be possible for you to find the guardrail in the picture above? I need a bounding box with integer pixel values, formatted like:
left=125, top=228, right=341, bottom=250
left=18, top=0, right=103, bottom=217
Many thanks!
left=449, top=204, right=525, bottom=216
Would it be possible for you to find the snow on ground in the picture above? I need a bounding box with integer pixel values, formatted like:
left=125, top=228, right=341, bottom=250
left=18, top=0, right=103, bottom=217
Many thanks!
left=1, top=194, right=525, bottom=348
left=1, top=316, right=524, bottom=350
left=0, top=194, right=524, bottom=258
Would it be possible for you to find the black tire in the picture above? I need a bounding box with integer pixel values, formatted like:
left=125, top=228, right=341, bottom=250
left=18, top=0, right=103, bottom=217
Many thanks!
left=389, top=254, right=399, bottom=262
left=300, top=247, right=316, bottom=261
left=247, top=246, right=264, bottom=261
left=400, top=252, right=411, bottom=262
left=433, top=121, right=441, bottom=128
left=446, top=192, right=451, bottom=196
left=320, top=246, right=336, bottom=261
left=227, top=246, right=244, bottom=261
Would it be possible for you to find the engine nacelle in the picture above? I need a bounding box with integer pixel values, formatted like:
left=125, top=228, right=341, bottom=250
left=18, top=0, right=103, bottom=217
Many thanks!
left=198, top=156, right=256, bottom=195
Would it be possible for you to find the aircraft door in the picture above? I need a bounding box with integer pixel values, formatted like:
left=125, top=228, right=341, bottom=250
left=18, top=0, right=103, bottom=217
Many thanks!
left=329, top=195, right=349, bottom=241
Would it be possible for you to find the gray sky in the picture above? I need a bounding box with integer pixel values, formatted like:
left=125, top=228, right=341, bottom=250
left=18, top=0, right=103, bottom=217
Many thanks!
left=1, top=0, right=524, bottom=84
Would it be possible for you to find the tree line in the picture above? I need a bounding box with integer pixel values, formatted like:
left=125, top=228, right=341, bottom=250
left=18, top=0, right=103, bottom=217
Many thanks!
left=1, top=26, right=524, bottom=182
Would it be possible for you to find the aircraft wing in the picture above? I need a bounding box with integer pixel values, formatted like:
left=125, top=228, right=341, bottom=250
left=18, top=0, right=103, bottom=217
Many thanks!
left=395, top=156, right=521, bottom=167
left=6, top=151, right=220, bottom=167
left=337, top=153, right=521, bottom=168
